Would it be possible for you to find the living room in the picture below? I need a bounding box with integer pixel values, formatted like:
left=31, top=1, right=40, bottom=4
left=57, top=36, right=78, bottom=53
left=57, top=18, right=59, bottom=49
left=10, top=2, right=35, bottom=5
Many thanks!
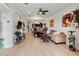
left=0, top=3, right=79, bottom=56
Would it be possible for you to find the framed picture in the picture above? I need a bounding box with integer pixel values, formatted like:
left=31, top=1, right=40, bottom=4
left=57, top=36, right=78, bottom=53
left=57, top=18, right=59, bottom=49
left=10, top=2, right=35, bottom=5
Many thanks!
left=50, top=19, right=54, bottom=27
left=62, top=12, right=75, bottom=27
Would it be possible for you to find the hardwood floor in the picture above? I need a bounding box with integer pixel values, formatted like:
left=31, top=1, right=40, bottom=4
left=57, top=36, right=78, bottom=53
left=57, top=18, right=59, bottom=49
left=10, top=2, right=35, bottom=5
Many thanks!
left=0, top=32, right=79, bottom=56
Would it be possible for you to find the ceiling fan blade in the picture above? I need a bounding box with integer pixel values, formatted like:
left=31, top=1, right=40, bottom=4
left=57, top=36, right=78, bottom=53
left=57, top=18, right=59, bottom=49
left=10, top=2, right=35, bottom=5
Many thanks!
left=43, top=10, right=48, bottom=12
left=37, top=8, right=48, bottom=15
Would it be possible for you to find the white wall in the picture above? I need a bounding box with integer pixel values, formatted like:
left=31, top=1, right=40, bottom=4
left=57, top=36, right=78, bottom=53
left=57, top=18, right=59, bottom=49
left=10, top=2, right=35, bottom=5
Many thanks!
left=13, top=12, right=22, bottom=32
left=0, top=14, right=2, bottom=38
left=0, top=4, right=27, bottom=48
left=1, top=11, right=27, bottom=48
left=46, top=4, right=79, bottom=34
left=2, top=12, right=14, bottom=48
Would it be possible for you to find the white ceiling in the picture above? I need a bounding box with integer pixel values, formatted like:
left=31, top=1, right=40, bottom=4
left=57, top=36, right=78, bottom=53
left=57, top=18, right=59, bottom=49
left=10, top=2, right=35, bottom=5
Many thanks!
left=6, top=3, right=70, bottom=18
left=2, top=3, right=79, bottom=20
left=0, top=4, right=9, bottom=12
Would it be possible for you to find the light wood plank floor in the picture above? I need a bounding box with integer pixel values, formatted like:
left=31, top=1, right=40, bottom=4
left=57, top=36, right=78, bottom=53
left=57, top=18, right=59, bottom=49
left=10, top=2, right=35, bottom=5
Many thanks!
left=0, top=32, right=79, bottom=56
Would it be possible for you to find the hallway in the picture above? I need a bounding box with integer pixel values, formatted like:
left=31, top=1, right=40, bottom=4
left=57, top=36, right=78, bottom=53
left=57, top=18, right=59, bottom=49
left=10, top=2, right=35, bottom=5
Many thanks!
left=0, top=32, right=79, bottom=56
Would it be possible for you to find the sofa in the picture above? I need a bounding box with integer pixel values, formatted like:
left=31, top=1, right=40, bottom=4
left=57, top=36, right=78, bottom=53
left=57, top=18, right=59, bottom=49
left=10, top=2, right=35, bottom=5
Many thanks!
left=49, top=31, right=66, bottom=44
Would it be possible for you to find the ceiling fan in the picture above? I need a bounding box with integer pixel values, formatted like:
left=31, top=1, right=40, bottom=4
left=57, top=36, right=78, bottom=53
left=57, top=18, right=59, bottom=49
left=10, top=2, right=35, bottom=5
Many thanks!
left=37, top=8, right=49, bottom=15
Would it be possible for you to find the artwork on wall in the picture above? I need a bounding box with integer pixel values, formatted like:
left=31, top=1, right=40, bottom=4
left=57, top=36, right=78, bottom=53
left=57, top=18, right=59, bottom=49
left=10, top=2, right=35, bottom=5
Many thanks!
left=62, top=12, right=75, bottom=27
left=50, top=19, right=54, bottom=27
